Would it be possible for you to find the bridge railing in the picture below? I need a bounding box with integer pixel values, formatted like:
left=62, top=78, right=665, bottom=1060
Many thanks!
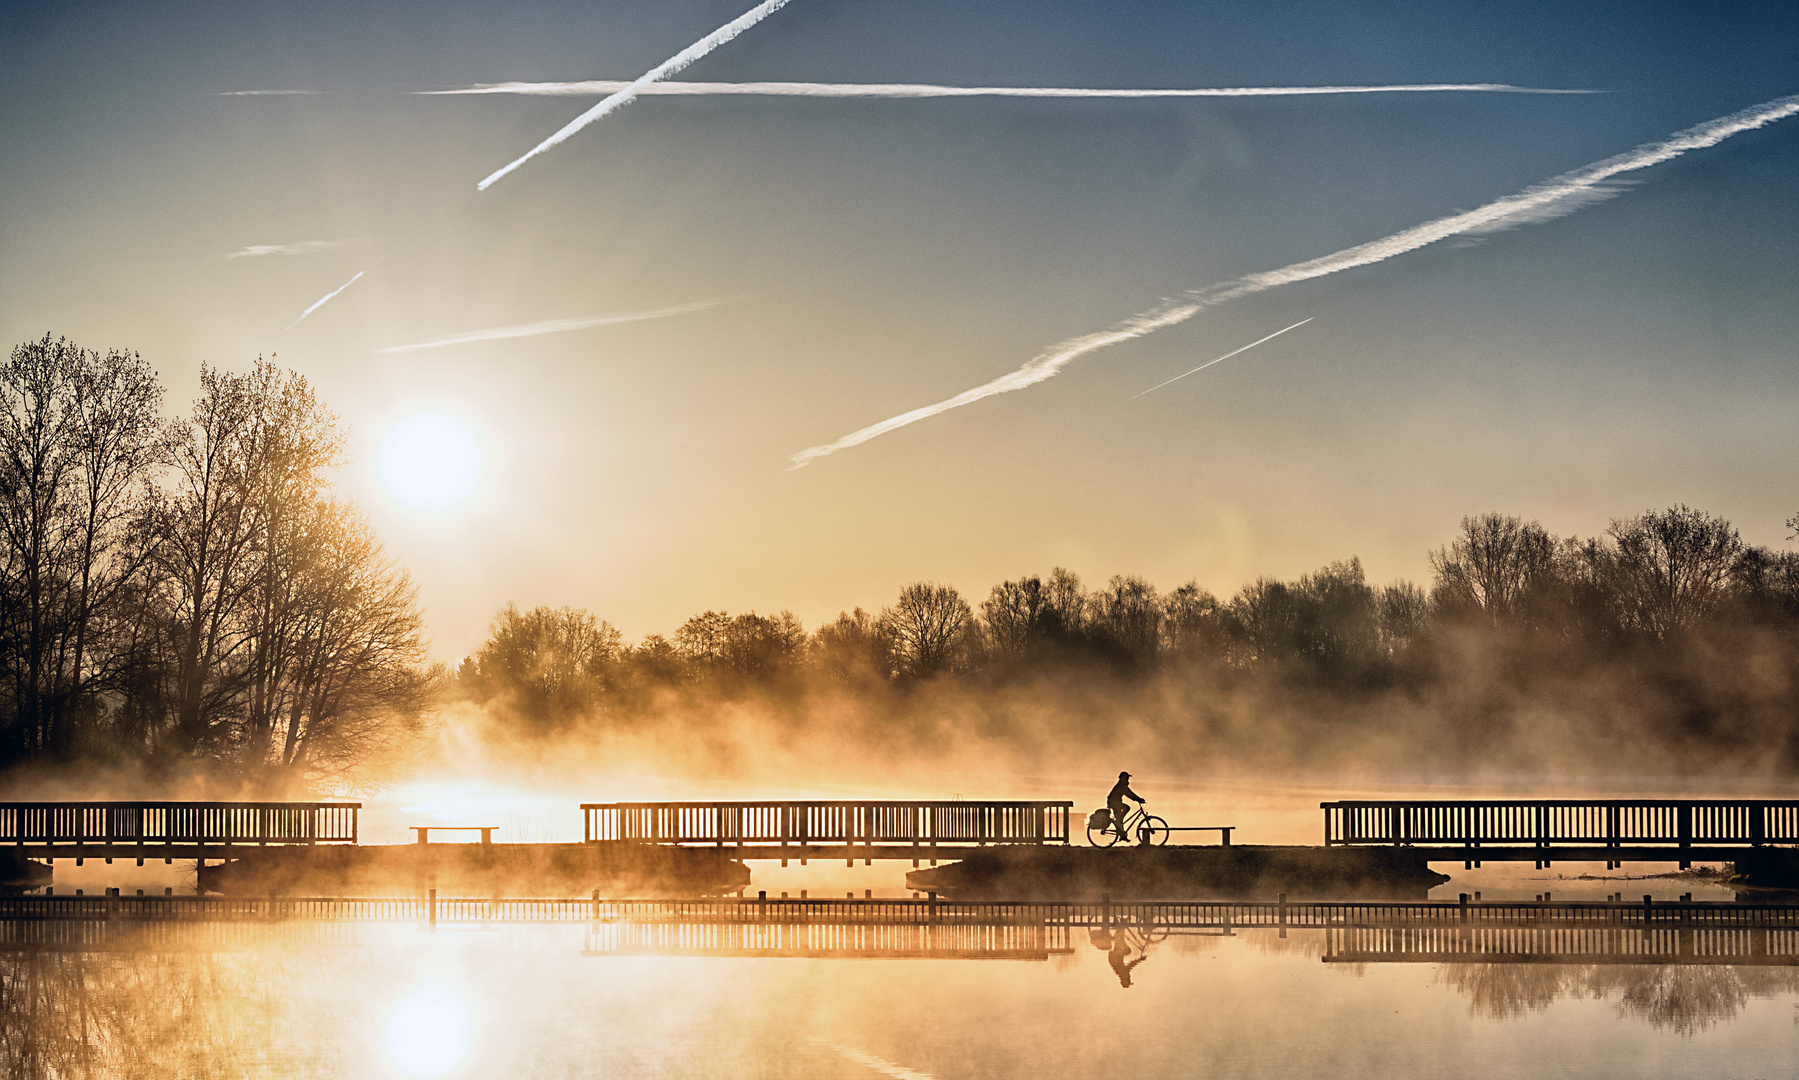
left=581, top=801, right=1073, bottom=846
left=1321, top=800, right=1799, bottom=849
left=0, top=802, right=360, bottom=847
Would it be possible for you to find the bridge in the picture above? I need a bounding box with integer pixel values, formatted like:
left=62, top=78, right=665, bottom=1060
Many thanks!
left=581, top=801, right=1073, bottom=864
left=1321, top=799, right=1799, bottom=868
left=0, top=801, right=360, bottom=863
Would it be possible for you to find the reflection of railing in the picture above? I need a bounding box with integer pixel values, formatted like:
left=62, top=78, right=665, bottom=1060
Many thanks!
left=2, top=894, right=1797, bottom=930
left=1324, top=925, right=1799, bottom=966
left=0, top=802, right=360, bottom=848
left=582, top=922, right=1071, bottom=960
left=1321, top=800, right=1799, bottom=850
left=581, top=802, right=1073, bottom=847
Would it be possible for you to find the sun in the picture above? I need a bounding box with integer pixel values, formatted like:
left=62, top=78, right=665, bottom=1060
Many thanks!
left=379, top=413, right=482, bottom=511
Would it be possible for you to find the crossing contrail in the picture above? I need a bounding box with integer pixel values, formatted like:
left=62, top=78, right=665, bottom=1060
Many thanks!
left=1130, top=318, right=1314, bottom=399
left=476, top=0, right=799, bottom=191
left=787, top=92, right=1799, bottom=470
left=430, top=80, right=1589, bottom=100
left=226, top=239, right=360, bottom=259
left=285, top=270, right=366, bottom=330
left=374, top=300, right=729, bottom=353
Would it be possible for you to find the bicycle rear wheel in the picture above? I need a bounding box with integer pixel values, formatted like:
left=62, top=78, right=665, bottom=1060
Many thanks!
left=1136, top=815, right=1170, bottom=847
left=1087, top=820, right=1122, bottom=847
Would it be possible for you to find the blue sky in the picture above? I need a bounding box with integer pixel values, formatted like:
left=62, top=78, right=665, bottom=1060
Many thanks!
left=3, top=1, right=1796, bottom=656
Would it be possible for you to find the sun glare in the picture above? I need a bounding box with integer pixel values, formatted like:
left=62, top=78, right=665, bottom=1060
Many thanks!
left=380, top=413, right=481, bottom=511
left=382, top=985, right=475, bottom=1076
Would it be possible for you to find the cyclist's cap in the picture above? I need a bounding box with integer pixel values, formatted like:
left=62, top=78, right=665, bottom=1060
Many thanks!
left=1118, top=771, right=1131, bottom=778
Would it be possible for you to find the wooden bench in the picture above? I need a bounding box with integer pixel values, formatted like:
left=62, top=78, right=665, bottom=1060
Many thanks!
left=1162, top=826, right=1233, bottom=846
left=410, top=826, right=496, bottom=845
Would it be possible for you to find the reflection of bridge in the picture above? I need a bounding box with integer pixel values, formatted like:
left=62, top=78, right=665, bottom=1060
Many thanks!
left=582, top=801, right=1074, bottom=864
left=1323, top=925, right=1799, bottom=966
left=3, top=894, right=1798, bottom=932
left=1322, top=799, right=1799, bottom=867
left=582, top=922, right=1073, bottom=960
left=0, top=802, right=361, bottom=862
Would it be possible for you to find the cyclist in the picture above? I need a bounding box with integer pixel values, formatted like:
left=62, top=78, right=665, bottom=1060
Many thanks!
left=1107, top=771, right=1146, bottom=843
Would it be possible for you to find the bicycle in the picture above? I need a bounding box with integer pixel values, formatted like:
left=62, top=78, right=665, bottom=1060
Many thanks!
left=1086, top=803, right=1170, bottom=847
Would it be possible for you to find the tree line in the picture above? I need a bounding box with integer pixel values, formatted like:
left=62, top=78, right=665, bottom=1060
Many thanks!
left=459, top=506, right=1799, bottom=769
left=0, top=336, right=433, bottom=788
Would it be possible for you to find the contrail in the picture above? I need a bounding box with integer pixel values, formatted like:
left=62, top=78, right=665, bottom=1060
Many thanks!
left=217, top=89, right=322, bottom=96
left=787, top=92, right=1799, bottom=470
left=1130, top=318, right=1314, bottom=399
left=285, top=270, right=366, bottom=330
left=373, top=300, right=728, bottom=353
left=429, top=80, right=1589, bottom=100
left=476, top=0, right=798, bottom=191
left=226, top=239, right=361, bottom=259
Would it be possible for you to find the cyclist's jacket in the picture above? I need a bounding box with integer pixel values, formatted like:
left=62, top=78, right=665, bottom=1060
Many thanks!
left=1107, top=778, right=1144, bottom=806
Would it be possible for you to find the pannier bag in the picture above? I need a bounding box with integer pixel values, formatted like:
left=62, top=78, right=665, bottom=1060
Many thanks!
left=1087, top=809, right=1112, bottom=831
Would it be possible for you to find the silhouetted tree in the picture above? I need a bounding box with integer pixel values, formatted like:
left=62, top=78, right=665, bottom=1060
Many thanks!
left=1429, top=513, right=1561, bottom=627
left=878, top=582, right=971, bottom=679
left=1605, top=505, right=1743, bottom=638
left=461, top=604, right=621, bottom=725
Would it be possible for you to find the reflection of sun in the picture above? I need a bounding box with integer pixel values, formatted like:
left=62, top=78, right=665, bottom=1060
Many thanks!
left=382, top=984, right=475, bottom=1076
left=380, top=413, right=481, bottom=511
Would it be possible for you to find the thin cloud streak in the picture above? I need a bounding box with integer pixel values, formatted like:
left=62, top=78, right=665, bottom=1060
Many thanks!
left=476, top=0, right=798, bottom=191
left=225, top=239, right=361, bottom=259
left=217, top=90, right=323, bottom=96
left=285, top=270, right=366, bottom=330
left=1130, top=318, right=1314, bottom=399
left=787, top=92, right=1799, bottom=470
left=373, top=300, right=728, bottom=354
left=430, top=80, right=1589, bottom=99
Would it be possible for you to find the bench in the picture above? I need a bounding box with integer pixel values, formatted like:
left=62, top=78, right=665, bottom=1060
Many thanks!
left=1162, top=826, right=1233, bottom=846
left=410, top=826, right=496, bottom=845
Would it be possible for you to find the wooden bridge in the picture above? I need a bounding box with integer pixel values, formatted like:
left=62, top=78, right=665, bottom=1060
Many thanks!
left=581, top=801, right=1073, bottom=863
left=0, top=801, right=360, bottom=862
left=1321, top=799, right=1799, bottom=868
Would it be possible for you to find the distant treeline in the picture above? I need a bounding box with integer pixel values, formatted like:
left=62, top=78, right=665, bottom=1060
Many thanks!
left=459, top=506, right=1799, bottom=772
left=0, top=336, right=433, bottom=789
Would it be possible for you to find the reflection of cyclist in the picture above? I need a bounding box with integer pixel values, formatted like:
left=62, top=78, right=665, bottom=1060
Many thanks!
left=1108, top=936, right=1147, bottom=988
left=1107, top=771, right=1145, bottom=842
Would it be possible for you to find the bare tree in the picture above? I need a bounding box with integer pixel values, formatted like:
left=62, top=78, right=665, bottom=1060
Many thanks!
left=878, top=582, right=972, bottom=679
left=980, top=576, right=1055, bottom=660
left=462, top=603, right=622, bottom=725
left=1605, top=505, right=1743, bottom=638
left=1089, top=574, right=1162, bottom=663
left=0, top=336, right=163, bottom=760
left=1429, top=513, right=1560, bottom=625
left=810, top=608, right=890, bottom=687
left=1162, top=581, right=1225, bottom=661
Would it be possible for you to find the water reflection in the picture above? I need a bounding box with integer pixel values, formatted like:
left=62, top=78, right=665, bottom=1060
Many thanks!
left=383, top=985, right=475, bottom=1076
left=0, top=920, right=1794, bottom=1079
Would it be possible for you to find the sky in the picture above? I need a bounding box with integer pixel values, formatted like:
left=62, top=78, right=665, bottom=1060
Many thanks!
left=2, top=1, right=1797, bottom=661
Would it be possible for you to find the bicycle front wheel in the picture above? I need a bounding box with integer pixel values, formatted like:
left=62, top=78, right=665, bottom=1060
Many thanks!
left=1136, top=815, right=1170, bottom=847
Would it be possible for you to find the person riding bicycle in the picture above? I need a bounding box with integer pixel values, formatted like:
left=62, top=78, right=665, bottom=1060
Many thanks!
left=1107, top=771, right=1146, bottom=843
